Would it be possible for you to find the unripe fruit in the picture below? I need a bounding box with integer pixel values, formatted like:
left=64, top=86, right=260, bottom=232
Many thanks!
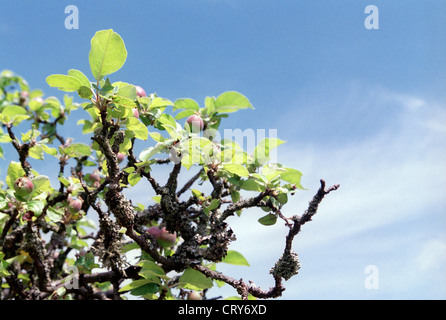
left=187, top=291, right=202, bottom=300
left=185, top=114, right=204, bottom=133
left=14, top=177, right=34, bottom=197
left=147, top=226, right=162, bottom=238
left=68, top=198, right=83, bottom=213
left=89, top=172, right=101, bottom=182
left=117, top=152, right=126, bottom=163
left=135, top=85, right=146, bottom=98
left=157, top=227, right=177, bottom=248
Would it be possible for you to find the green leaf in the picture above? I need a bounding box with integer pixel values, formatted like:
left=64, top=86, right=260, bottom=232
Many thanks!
left=41, top=144, right=58, bottom=156
left=174, top=109, right=196, bottom=120
left=119, top=279, right=158, bottom=296
left=148, top=132, right=165, bottom=142
left=178, top=268, right=214, bottom=291
left=253, top=138, right=286, bottom=166
left=276, top=193, right=288, bottom=205
left=138, top=260, right=167, bottom=279
left=207, top=199, right=220, bottom=211
left=240, top=178, right=264, bottom=192
left=258, top=213, right=277, bottom=226
left=127, top=117, right=148, bottom=140
left=139, top=143, right=165, bottom=161
left=191, top=189, right=202, bottom=198
left=5, top=161, right=25, bottom=189
left=114, top=81, right=137, bottom=100
left=47, top=206, right=63, bottom=223
left=173, top=98, right=200, bottom=112
left=280, top=168, right=304, bottom=188
left=28, top=145, right=44, bottom=160
left=222, top=163, right=250, bottom=178
left=46, top=74, right=83, bottom=92
left=63, top=143, right=92, bottom=158
left=1, top=105, right=29, bottom=125
left=67, top=69, right=91, bottom=88
left=128, top=172, right=141, bottom=187
left=89, top=29, right=127, bottom=81
left=30, top=175, right=52, bottom=196
left=27, top=200, right=45, bottom=216
left=77, top=86, right=94, bottom=99
left=221, top=250, right=250, bottom=266
left=214, top=91, right=254, bottom=113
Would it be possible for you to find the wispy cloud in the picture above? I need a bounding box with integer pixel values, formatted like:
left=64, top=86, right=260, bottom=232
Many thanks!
left=210, top=83, right=446, bottom=299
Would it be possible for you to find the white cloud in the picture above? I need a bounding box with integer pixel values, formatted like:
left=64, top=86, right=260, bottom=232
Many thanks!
left=209, top=84, right=446, bottom=299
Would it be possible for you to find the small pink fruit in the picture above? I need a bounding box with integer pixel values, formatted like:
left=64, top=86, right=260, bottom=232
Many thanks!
left=135, top=85, right=146, bottom=98
left=89, top=172, right=101, bottom=182
left=14, top=177, right=34, bottom=197
left=132, top=108, right=140, bottom=118
left=185, top=114, right=204, bottom=133
left=68, top=198, right=83, bottom=213
left=187, top=291, right=202, bottom=300
left=117, top=153, right=126, bottom=163
left=147, top=226, right=162, bottom=238
left=157, top=227, right=177, bottom=248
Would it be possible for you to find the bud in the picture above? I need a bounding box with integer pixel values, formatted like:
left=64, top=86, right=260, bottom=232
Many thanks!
left=68, top=198, right=83, bottom=214
left=185, top=114, right=204, bottom=133
left=117, top=152, right=126, bottom=163
left=187, top=291, right=202, bottom=300
left=23, top=211, right=34, bottom=221
left=157, top=227, right=177, bottom=248
left=135, top=85, right=146, bottom=98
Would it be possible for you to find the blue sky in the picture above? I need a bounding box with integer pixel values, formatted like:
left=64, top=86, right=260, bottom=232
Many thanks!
left=1, top=1, right=445, bottom=299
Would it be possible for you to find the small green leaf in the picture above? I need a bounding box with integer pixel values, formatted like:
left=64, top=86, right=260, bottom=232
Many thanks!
left=47, top=206, right=63, bottom=223
left=148, top=132, right=164, bottom=142
left=222, top=163, right=250, bottom=178
left=139, top=143, right=165, bottom=161
left=78, top=86, right=94, bottom=99
left=128, top=172, right=141, bottom=186
left=178, top=268, right=214, bottom=290
left=30, top=175, right=52, bottom=196
left=214, top=91, right=254, bottom=113
left=46, top=74, right=83, bottom=92
left=89, top=29, right=127, bottom=81
left=253, top=138, right=286, bottom=166
left=240, top=178, right=264, bottom=192
left=127, top=117, right=148, bottom=141
left=1, top=106, right=29, bottom=125
left=5, top=161, right=26, bottom=189
left=63, top=143, right=92, bottom=158
left=280, top=168, right=304, bottom=188
left=67, top=69, right=91, bottom=88
left=276, top=193, right=288, bottom=205
left=113, top=82, right=137, bottom=100
left=27, top=200, right=45, bottom=216
left=174, top=109, right=196, bottom=120
left=138, top=260, right=167, bottom=279
left=207, top=199, right=220, bottom=211
left=221, top=250, right=250, bottom=267
left=258, top=213, right=277, bottom=226
left=173, top=98, right=200, bottom=112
